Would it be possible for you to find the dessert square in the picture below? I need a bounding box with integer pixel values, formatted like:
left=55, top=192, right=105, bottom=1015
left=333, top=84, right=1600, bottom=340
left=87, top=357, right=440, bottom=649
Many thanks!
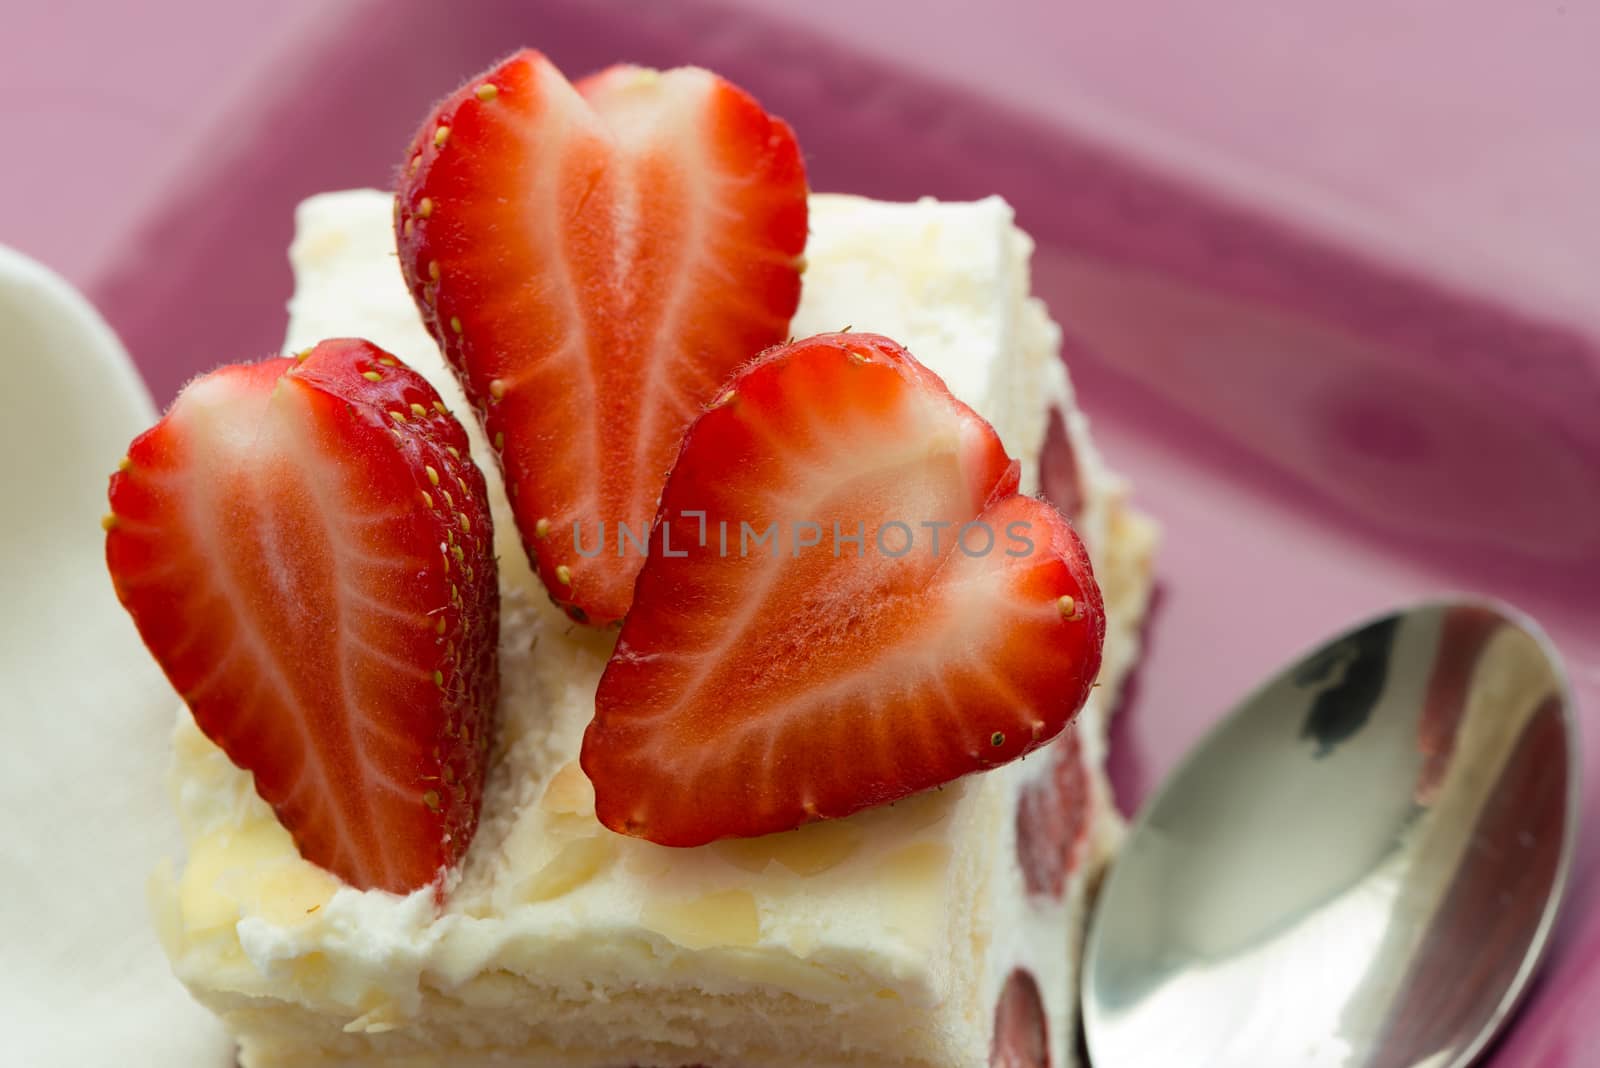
left=150, top=188, right=1156, bottom=1067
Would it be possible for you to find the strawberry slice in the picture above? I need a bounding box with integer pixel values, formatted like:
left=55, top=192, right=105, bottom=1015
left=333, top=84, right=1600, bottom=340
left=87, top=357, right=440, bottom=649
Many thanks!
left=395, top=49, right=807, bottom=626
left=581, top=333, right=1105, bottom=846
left=105, top=338, right=498, bottom=895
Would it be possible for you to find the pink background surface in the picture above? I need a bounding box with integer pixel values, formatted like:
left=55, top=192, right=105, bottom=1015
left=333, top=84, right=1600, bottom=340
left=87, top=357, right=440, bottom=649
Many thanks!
left=6, top=1, right=1598, bottom=1062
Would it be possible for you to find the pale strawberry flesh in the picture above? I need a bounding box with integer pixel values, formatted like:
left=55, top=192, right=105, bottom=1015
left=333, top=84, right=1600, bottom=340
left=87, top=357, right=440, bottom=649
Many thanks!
left=396, top=49, right=807, bottom=625
left=106, top=338, right=498, bottom=895
left=583, top=333, right=1105, bottom=846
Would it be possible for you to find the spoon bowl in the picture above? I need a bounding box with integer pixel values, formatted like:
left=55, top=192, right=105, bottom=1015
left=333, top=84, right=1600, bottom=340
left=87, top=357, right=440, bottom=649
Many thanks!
left=1083, top=599, right=1578, bottom=1068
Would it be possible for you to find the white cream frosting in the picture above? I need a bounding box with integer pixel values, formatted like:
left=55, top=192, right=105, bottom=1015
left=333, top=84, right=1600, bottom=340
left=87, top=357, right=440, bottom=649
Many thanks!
left=154, top=189, right=1157, bottom=1068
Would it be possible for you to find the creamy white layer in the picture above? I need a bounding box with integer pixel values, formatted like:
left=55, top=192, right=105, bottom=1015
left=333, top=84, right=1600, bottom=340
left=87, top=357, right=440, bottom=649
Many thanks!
left=152, top=190, right=1157, bottom=1067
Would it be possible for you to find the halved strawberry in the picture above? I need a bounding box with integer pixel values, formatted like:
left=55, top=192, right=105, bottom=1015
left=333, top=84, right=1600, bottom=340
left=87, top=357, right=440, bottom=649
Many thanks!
left=581, top=333, right=1105, bottom=846
left=105, top=338, right=498, bottom=895
left=396, top=49, right=807, bottom=626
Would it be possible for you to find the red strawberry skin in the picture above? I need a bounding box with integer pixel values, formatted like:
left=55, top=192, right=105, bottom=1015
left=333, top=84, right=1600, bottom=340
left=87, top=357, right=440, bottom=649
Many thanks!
left=395, top=49, right=807, bottom=626
left=582, top=333, right=1105, bottom=847
left=106, top=338, right=498, bottom=895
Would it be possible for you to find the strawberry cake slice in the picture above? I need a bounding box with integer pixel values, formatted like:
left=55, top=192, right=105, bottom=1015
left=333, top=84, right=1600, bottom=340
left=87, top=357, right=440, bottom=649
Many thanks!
left=121, top=50, right=1157, bottom=1068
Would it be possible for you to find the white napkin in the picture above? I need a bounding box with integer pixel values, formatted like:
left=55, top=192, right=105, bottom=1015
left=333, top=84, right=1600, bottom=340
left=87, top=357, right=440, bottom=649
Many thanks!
left=0, top=246, right=232, bottom=1066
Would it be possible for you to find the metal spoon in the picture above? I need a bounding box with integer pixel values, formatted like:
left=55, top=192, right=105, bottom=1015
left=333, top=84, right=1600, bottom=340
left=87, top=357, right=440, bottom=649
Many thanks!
left=1083, top=599, right=1578, bottom=1068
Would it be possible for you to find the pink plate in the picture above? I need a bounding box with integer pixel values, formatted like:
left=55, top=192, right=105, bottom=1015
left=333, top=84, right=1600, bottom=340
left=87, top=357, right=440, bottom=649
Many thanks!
left=18, top=0, right=1596, bottom=1062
